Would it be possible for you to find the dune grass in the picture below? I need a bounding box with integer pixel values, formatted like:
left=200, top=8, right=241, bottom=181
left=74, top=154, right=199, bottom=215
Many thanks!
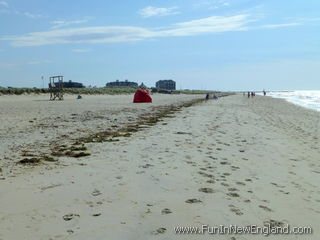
left=0, top=86, right=139, bottom=95
left=0, top=86, right=227, bottom=95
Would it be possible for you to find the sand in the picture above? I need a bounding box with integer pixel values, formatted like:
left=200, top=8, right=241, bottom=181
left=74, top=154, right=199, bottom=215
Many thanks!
left=0, top=94, right=319, bottom=240
left=0, top=93, right=203, bottom=173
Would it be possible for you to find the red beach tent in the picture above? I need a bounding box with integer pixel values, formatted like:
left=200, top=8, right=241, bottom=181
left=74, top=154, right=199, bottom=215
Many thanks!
left=133, top=89, right=152, bottom=103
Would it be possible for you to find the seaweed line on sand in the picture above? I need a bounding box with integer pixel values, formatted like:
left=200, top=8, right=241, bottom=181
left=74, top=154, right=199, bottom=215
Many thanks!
left=17, top=94, right=231, bottom=167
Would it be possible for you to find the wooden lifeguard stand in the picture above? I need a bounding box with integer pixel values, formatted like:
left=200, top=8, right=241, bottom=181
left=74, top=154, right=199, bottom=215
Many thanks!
left=49, top=76, right=64, bottom=100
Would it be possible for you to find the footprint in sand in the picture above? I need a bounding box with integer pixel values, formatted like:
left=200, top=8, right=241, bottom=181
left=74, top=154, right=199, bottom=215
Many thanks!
left=140, top=164, right=154, bottom=169
left=279, top=190, right=290, bottom=195
left=63, top=213, right=80, bottom=221
left=229, top=205, right=243, bottom=216
left=231, top=166, right=240, bottom=170
left=220, top=161, right=229, bottom=165
left=67, top=229, right=74, bottom=234
left=199, top=187, right=215, bottom=193
left=199, top=171, right=214, bottom=178
left=186, top=199, right=202, bottom=203
left=289, top=158, right=299, bottom=162
left=271, top=182, right=286, bottom=188
left=207, top=179, right=215, bottom=184
left=259, top=205, right=273, bottom=212
left=236, top=181, right=246, bottom=186
left=227, top=192, right=240, bottom=197
left=152, top=227, right=166, bottom=235
left=263, top=219, right=285, bottom=227
left=91, top=189, right=102, bottom=196
left=161, top=208, right=172, bottom=214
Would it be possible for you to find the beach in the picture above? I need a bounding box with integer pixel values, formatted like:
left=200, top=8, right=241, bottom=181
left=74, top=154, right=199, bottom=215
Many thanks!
left=0, top=94, right=320, bottom=240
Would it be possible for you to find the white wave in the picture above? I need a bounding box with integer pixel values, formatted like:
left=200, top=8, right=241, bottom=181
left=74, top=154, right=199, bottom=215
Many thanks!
left=266, top=91, right=320, bottom=111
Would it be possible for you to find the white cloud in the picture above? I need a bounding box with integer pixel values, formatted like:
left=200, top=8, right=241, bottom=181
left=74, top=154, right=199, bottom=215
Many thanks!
left=28, top=60, right=41, bottom=65
left=72, top=48, right=92, bottom=52
left=27, top=59, right=52, bottom=65
left=260, top=23, right=301, bottom=29
left=194, top=0, right=230, bottom=10
left=0, top=2, right=46, bottom=19
left=2, top=26, right=155, bottom=46
left=139, top=6, right=179, bottom=18
left=2, top=15, right=251, bottom=46
left=0, top=0, right=8, bottom=7
left=1, top=14, right=305, bottom=47
left=23, top=12, right=46, bottom=19
left=163, top=15, right=252, bottom=36
left=51, top=19, right=89, bottom=29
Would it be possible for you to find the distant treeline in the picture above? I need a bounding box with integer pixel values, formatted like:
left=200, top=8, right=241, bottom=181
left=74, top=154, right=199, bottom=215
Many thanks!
left=0, top=86, right=226, bottom=95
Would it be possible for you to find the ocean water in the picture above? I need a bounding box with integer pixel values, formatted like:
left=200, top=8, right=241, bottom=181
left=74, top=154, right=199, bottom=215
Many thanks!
left=266, top=91, right=320, bottom=112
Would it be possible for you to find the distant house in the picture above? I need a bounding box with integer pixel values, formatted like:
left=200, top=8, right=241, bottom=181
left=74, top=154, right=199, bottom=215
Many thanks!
left=139, top=82, right=147, bottom=88
left=62, top=80, right=85, bottom=88
left=156, top=80, right=176, bottom=90
left=106, top=80, right=138, bottom=87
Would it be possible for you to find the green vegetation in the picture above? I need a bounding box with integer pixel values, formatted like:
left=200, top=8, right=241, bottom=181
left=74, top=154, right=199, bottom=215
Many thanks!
left=172, top=89, right=217, bottom=94
left=63, top=86, right=140, bottom=95
left=0, top=86, right=228, bottom=95
left=0, top=86, right=139, bottom=95
left=0, top=87, right=48, bottom=95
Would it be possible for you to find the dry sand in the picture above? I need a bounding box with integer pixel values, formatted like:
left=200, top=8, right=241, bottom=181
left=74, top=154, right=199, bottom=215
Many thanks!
left=0, top=93, right=203, bottom=173
left=0, top=94, right=320, bottom=240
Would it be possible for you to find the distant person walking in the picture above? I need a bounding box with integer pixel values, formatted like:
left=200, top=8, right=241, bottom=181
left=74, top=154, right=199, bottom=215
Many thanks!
left=247, top=92, right=250, bottom=98
left=263, top=90, right=266, bottom=96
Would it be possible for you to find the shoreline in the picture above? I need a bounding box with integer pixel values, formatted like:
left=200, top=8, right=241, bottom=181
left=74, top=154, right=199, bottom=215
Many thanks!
left=0, top=94, right=319, bottom=240
left=263, top=90, right=320, bottom=112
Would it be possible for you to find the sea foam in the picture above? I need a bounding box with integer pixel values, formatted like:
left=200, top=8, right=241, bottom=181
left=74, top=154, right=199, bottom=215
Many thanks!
left=267, top=91, right=320, bottom=112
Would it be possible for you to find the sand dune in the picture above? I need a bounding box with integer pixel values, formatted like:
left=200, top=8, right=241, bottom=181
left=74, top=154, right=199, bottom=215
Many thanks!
left=0, top=94, right=319, bottom=240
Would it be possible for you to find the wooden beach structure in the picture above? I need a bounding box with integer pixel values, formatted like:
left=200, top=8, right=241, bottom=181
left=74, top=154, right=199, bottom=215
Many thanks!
left=49, top=76, right=64, bottom=100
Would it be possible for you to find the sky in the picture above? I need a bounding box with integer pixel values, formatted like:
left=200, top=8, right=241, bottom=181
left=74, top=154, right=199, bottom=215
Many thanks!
left=0, top=0, right=320, bottom=91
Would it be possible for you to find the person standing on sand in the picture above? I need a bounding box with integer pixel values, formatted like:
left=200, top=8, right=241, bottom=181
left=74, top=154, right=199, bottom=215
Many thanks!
left=247, top=92, right=250, bottom=98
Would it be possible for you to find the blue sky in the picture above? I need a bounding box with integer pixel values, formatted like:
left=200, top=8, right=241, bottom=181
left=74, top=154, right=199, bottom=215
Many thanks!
left=0, top=0, right=320, bottom=90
